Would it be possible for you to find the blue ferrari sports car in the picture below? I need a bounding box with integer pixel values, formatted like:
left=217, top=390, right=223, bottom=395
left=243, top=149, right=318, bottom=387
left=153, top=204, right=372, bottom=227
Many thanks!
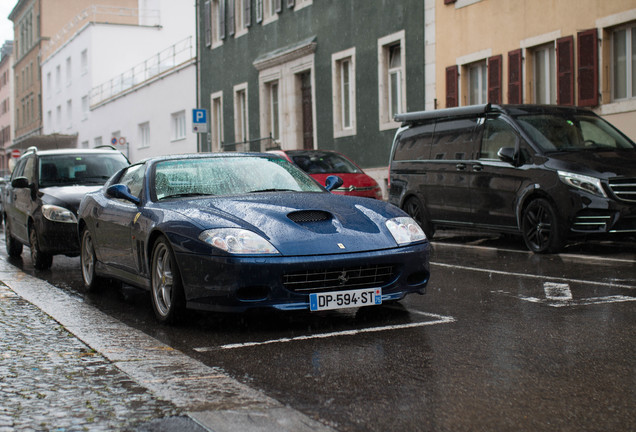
left=77, top=153, right=430, bottom=323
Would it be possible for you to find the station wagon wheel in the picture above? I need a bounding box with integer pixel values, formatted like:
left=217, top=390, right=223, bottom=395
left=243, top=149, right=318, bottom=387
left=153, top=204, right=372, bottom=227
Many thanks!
left=521, top=198, right=564, bottom=254
left=151, top=237, right=185, bottom=324
left=4, top=219, right=23, bottom=258
left=81, top=228, right=104, bottom=291
left=404, top=196, right=434, bottom=239
left=29, top=226, right=53, bottom=270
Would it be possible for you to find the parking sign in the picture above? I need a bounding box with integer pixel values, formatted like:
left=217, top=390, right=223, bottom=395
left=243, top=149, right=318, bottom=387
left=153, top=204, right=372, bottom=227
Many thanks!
left=192, top=109, right=208, bottom=133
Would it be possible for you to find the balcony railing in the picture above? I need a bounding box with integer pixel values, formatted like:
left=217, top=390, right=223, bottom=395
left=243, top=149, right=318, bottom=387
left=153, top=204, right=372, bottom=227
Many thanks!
left=89, top=37, right=194, bottom=107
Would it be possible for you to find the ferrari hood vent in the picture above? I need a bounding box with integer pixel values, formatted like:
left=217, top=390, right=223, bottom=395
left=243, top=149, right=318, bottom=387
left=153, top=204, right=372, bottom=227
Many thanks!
left=287, top=210, right=332, bottom=223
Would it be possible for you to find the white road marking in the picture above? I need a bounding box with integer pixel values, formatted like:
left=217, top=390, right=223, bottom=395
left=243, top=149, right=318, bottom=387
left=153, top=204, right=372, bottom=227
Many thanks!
left=494, top=290, right=636, bottom=308
left=543, top=282, right=573, bottom=301
left=194, top=311, right=456, bottom=351
left=431, top=262, right=636, bottom=290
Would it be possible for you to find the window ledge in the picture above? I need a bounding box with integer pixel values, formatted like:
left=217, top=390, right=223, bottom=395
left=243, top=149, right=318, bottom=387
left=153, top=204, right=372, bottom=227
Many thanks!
left=598, top=99, right=636, bottom=116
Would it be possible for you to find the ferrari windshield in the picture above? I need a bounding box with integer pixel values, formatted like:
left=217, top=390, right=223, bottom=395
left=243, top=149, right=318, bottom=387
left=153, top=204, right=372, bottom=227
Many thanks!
left=154, top=156, right=324, bottom=200
left=514, top=113, right=636, bottom=153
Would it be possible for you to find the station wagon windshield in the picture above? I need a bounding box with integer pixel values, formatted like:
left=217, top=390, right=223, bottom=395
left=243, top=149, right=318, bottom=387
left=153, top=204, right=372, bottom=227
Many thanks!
left=514, top=113, right=636, bottom=153
left=153, top=156, right=324, bottom=200
left=39, top=154, right=129, bottom=188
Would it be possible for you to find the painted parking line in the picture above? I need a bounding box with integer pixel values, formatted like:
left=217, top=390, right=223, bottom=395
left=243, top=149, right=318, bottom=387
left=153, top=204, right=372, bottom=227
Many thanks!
left=194, top=310, right=456, bottom=352
left=431, top=262, right=636, bottom=290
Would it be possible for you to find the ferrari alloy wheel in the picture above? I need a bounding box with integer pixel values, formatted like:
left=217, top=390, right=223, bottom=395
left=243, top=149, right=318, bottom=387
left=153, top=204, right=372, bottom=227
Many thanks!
left=404, top=196, right=434, bottom=239
left=81, top=229, right=103, bottom=291
left=151, top=237, right=185, bottom=323
left=29, top=226, right=53, bottom=270
left=5, top=219, right=23, bottom=258
left=521, top=198, right=564, bottom=254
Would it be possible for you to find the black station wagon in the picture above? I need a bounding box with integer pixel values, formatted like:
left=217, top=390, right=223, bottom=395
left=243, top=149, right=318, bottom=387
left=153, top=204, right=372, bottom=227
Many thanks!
left=388, top=104, right=636, bottom=253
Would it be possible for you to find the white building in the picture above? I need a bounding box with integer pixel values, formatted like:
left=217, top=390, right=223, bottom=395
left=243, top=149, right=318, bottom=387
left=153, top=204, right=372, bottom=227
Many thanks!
left=41, top=1, right=197, bottom=163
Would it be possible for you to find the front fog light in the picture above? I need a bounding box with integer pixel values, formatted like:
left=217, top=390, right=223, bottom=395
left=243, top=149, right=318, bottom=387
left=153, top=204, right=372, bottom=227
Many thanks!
left=386, top=217, right=427, bottom=245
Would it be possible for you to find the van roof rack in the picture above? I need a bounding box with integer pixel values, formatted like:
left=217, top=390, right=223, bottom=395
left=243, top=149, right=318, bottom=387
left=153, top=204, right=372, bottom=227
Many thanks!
left=394, top=104, right=494, bottom=126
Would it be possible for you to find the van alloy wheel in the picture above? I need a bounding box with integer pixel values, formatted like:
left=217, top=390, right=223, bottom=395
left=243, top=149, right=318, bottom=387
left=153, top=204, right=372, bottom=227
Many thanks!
left=521, top=198, right=563, bottom=254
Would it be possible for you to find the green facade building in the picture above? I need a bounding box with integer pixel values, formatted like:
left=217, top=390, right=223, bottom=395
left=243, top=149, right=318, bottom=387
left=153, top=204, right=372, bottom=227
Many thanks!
left=197, top=0, right=427, bottom=193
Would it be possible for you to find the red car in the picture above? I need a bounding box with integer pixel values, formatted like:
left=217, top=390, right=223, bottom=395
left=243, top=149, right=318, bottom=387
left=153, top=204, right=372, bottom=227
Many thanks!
left=269, top=150, right=383, bottom=199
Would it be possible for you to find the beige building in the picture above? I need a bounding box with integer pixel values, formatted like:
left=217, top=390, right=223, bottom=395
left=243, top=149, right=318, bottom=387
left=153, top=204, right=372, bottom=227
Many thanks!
left=0, top=41, right=14, bottom=173
left=436, top=0, right=636, bottom=140
left=8, top=0, right=138, bottom=147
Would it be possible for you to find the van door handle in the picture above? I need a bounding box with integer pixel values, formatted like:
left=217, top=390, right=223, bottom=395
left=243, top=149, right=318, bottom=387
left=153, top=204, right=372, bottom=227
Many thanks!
left=456, top=163, right=466, bottom=171
left=472, top=164, right=483, bottom=172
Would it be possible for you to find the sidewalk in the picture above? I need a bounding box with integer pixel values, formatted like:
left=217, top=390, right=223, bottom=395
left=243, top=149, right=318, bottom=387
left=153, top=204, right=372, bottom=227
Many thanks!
left=0, top=257, right=336, bottom=432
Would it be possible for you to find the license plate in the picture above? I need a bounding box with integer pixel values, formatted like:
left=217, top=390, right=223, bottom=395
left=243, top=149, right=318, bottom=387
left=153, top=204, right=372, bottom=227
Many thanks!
left=309, top=288, right=382, bottom=311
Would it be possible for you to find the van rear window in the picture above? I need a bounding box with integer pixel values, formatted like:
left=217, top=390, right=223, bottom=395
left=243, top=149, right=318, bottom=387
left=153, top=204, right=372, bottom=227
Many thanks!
left=392, top=123, right=435, bottom=161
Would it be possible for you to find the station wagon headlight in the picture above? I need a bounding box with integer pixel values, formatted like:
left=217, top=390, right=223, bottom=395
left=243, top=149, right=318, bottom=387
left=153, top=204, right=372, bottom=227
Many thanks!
left=386, top=217, right=427, bottom=245
left=42, top=204, right=77, bottom=223
left=557, top=171, right=607, bottom=198
left=199, top=228, right=279, bottom=255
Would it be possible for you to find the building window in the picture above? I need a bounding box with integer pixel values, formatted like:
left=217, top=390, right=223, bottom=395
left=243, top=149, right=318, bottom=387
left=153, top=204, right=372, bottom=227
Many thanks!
left=263, top=0, right=280, bottom=24
left=66, top=57, right=72, bottom=86
left=234, top=0, right=250, bottom=37
left=138, top=122, right=150, bottom=148
left=171, top=110, right=186, bottom=141
left=94, top=137, right=102, bottom=147
left=468, top=61, right=487, bottom=105
left=378, top=31, right=406, bottom=130
left=66, top=99, right=72, bottom=128
left=294, top=0, right=312, bottom=11
left=55, top=65, right=61, bottom=93
left=81, top=49, right=88, bottom=75
left=56, top=105, right=61, bottom=131
left=211, top=91, right=224, bottom=152
left=211, top=0, right=225, bottom=47
left=81, top=95, right=89, bottom=120
left=233, top=83, right=249, bottom=148
left=267, top=81, right=280, bottom=140
left=533, top=43, right=556, bottom=104
left=332, top=48, right=356, bottom=137
left=612, top=23, right=636, bottom=101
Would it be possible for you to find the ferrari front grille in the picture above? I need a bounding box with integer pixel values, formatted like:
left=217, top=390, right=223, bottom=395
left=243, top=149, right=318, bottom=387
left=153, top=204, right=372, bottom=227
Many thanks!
left=283, top=265, right=395, bottom=293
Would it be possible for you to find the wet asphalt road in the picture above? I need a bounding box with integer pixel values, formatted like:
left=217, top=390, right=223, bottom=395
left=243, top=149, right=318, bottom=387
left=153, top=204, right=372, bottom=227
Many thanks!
left=4, top=230, right=636, bottom=431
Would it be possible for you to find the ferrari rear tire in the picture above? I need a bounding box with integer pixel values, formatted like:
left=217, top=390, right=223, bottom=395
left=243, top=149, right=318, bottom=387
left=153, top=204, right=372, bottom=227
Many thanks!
left=30, top=226, right=53, bottom=270
left=150, top=236, right=185, bottom=324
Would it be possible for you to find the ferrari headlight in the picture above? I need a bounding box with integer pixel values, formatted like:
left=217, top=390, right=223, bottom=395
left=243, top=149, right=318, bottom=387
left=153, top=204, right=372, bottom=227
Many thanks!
left=199, top=228, right=279, bottom=255
left=386, top=217, right=427, bottom=245
left=42, top=204, right=77, bottom=223
left=558, top=171, right=607, bottom=198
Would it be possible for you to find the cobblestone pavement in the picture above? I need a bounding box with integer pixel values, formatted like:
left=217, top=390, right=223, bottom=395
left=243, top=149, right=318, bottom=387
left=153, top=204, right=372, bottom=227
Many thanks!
left=0, top=282, right=179, bottom=431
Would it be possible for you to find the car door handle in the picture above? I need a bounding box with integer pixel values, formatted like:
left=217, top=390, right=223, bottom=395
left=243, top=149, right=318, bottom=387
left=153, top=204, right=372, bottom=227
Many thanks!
left=456, top=163, right=467, bottom=171
left=472, top=164, right=483, bottom=172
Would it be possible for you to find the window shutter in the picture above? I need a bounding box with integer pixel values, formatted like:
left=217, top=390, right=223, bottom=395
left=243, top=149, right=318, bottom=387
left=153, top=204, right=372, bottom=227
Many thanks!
left=275, top=0, right=282, bottom=13
left=219, top=0, right=226, bottom=39
left=287, top=0, right=295, bottom=8
left=204, top=0, right=211, bottom=47
left=508, top=49, right=522, bottom=104
left=256, top=0, right=263, bottom=23
left=245, top=0, right=252, bottom=27
left=228, top=0, right=235, bottom=36
left=556, top=36, right=574, bottom=106
left=487, top=55, right=502, bottom=104
left=577, top=29, right=598, bottom=107
left=446, top=65, right=459, bottom=108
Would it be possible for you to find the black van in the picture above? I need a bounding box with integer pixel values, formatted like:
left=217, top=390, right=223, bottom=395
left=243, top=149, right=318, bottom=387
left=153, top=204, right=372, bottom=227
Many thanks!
left=388, top=104, right=636, bottom=253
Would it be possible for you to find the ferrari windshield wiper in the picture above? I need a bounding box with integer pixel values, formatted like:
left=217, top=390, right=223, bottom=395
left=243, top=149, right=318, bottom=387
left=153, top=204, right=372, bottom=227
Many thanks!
left=248, top=188, right=296, bottom=193
left=159, top=192, right=215, bottom=200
